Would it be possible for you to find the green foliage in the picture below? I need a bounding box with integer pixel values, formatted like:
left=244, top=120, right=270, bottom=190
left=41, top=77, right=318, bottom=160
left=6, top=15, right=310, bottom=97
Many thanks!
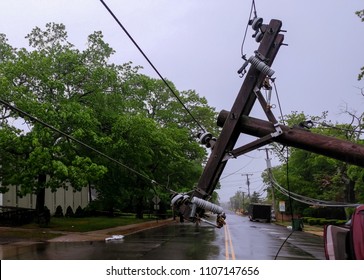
left=0, top=22, right=217, bottom=216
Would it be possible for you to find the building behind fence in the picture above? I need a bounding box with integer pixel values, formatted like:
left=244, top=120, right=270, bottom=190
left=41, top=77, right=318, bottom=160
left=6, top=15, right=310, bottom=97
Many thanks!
left=0, top=184, right=89, bottom=216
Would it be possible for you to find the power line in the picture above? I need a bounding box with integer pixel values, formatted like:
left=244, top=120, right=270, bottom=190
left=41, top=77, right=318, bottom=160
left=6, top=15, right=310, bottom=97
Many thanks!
left=271, top=175, right=360, bottom=208
left=312, top=121, right=364, bottom=135
left=99, top=0, right=206, bottom=134
left=271, top=78, right=286, bottom=126
left=240, top=0, right=259, bottom=57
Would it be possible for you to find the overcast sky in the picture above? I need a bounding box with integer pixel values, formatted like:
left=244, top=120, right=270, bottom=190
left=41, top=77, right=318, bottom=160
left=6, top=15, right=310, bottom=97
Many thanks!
left=1, top=0, right=363, bottom=203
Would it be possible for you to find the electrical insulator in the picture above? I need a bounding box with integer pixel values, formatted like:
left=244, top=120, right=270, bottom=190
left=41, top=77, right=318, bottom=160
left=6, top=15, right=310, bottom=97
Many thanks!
left=198, top=131, right=216, bottom=149
left=248, top=55, right=275, bottom=77
left=191, top=197, right=224, bottom=215
left=171, top=193, right=189, bottom=207
left=251, top=17, right=263, bottom=31
left=255, top=30, right=264, bottom=43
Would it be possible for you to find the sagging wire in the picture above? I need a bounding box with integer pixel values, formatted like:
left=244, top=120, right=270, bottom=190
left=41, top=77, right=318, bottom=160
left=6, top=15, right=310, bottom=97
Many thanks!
left=240, top=0, right=258, bottom=57
left=99, top=0, right=207, bottom=135
left=219, top=157, right=255, bottom=181
left=312, top=121, right=364, bottom=135
left=274, top=230, right=294, bottom=260
left=271, top=175, right=360, bottom=208
left=0, top=98, right=173, bottom=195
left=271, top=78, right=286, bottom=126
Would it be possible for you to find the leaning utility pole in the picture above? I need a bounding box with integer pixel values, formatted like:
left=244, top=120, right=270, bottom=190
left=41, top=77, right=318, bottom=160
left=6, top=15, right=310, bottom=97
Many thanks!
left=177, top=18, right=285, bottom=223
left=192, top=19, right=283, bottom=199
left=172, top=15, right=364, bottom=229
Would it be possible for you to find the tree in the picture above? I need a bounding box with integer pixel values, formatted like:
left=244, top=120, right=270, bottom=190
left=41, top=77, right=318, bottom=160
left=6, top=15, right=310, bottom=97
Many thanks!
left=229, top=190, right=246, bottom=213
left=0, top=22, right=217, bottom=219
left=122, top=74, right=219, bottom=138
left=0, top=24, right=113, bottom=215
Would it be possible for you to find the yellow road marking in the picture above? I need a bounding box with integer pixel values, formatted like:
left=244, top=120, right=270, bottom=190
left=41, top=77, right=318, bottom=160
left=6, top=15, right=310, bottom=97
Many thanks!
left=224, top=223, right=236, bottom=260
left=224, top=224, right=229, bottom=259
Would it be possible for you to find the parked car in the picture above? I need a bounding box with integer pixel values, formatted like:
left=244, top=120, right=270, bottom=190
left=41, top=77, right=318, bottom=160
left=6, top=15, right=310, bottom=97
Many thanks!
left=324, top=205, right=364, bottom=260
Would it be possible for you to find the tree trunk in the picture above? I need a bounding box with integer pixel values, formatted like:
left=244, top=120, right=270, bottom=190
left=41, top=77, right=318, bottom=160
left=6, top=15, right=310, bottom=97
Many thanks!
left=35, top=173, right=47, bottom=214
left=345, top=180, right=356, bottom=203
left=88, top=182, right=93, bottom=203
left=135, top=196, right=144, bottom=219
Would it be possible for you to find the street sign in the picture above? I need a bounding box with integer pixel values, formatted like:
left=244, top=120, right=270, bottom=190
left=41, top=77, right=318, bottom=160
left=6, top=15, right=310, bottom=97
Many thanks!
left=152, top=196, right=160, bottom=204
left=279, top=201, right=285, bottom=212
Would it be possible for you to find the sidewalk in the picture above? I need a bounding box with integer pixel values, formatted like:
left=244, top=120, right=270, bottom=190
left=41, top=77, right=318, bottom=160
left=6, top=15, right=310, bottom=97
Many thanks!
left=0, top=218, right=175, bottom=245
left=274, top=221, right=324, bottom=237
left=48, top=218, right=175, bottom=242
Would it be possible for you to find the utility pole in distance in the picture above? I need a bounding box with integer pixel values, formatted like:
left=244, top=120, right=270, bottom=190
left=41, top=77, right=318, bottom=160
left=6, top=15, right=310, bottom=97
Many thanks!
left=258, top=148, right=276, bottom=214
left=242, top=173, right=253, bottom=198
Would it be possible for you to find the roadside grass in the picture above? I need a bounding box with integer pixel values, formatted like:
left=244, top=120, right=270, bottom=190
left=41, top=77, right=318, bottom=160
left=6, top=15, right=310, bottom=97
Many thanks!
left=274, top=221, right=324, bottom=234
left=0, top=229, right=62, bottom=241
left=0, top=215, right=158, bottom=242
left=21, top=215, right=154, bottom=232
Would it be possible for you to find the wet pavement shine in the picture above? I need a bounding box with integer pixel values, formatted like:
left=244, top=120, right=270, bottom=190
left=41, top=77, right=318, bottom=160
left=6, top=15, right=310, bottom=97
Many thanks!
left=0, top=213, right=326, bottom=260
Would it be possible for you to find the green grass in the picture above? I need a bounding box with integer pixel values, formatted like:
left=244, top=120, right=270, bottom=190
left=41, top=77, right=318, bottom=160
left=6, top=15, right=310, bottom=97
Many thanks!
left=274, top=221, right=323, bottom=233
left=0, top=215, right=155, bottom=243
left=22, top=215, right=153, bottom=232
left=0, top=229, right=62, bottom=241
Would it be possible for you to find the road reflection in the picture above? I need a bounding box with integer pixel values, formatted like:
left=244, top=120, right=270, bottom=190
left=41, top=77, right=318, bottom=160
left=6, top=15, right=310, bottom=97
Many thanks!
left=1, top=214, right=325, bottom=260
left=2, top=223, right=220, bottom=260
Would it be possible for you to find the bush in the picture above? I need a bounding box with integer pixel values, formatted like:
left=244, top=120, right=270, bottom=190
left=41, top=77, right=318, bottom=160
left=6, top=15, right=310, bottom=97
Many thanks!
left=302, top=206, right=347, bottom=219
left=307, top=218, right=319, bottom=225
left=302, top=207, right=316, bottom=217
left=74, top=206, right=84, bottom=218
left=83, top=200, right=104, bottom=217
left=335, top=220, right=347, bottom=225
left=38, top=206, right=51, bottom=226
left=54, top=205, right=64, bottom=217
left=65, top=206, right=74, bottom=217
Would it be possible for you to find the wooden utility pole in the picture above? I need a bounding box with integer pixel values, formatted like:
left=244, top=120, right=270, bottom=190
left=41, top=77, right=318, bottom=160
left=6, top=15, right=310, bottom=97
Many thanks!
left=242, top=173, right=253, bottom=198
left=258, top=148, right=276, bottom=213
left=176, top=18, right=285, bottom=221
left=192, top=19, right=283, bottom=197
left=217, top=111, right=364, bottom=168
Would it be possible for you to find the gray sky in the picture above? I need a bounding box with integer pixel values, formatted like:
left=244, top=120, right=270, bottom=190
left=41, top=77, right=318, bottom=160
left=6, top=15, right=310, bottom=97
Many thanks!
left=1, top=0, right=363, bottom=202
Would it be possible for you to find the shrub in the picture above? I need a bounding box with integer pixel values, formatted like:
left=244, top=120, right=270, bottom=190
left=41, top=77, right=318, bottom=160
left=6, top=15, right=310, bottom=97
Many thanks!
left=302, top=208, right=316, bottom=217
left=54, top=205, right=64, bottom=217
left=38, top=206, right=51, bottom=226
left=335, top=220, right=347, bottom=225
left=302, top=207, right=346, bottom=219
left=74, top=206, right=84, bottom=218
left=65, top=206, right=74, bottom=217
left=308, top=218, right=319, bottom=225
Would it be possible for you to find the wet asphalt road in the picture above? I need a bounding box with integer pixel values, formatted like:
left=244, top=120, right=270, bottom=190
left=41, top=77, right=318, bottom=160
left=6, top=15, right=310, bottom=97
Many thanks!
left=1, top=213, right=325, bottom=260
